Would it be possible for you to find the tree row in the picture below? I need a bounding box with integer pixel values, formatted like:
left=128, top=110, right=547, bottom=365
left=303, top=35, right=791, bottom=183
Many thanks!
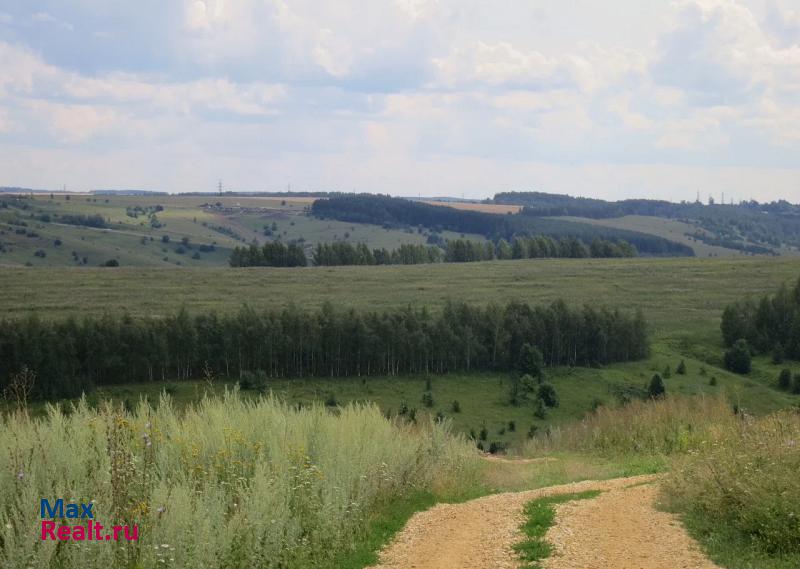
left=0, top=300, right=649, bottom=399
left=228, top=236, right=637, bottom=267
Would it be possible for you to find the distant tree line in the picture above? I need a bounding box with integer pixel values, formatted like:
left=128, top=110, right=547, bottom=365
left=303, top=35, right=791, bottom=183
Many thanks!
left=311, top=194, right=694, bottom=256
left=0, top=300, right=648, bottom=399
left=720, top=276, right=800, bottom=361
left=229, top=241, right=307, bottom=267
left=229, top=235, right=637, bottom=267
left=313, top=242, right=442, bottom=266
left=495, top=191, right=800, bottom=250
left=58, top=214, right=107, bottom=228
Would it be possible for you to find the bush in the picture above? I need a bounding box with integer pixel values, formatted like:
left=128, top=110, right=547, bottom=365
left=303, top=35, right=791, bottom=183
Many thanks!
left=778, top=369, right=792, bottom=391
left=451, top=400, right=461, bottom=413
left=648, top=374, right=665, bottom=398
left=508, top=420, right=516, bottom=432
left=709, top=376, right=717, bottom=386
left=421, top=392, right=434, bottom=408
left=103, top=259, right=119, bottom=267
left=479, top=425, right=488, bottom=441
left=239, top=370, right=268, bottom=393
left=676, top=360, right=687, bottom=375
left=663, top=365, right=671, bottom=379
left=793, top=374, right=800, bottom=395
left=533, top=398, right=547, bottom=419
left=724, top=339, right=752, bottom=374
left=537, top=383, right=559, bottom=408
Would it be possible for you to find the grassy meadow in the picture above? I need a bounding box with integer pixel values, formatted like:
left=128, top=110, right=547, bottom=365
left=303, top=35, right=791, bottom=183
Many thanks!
left=2, top=256, right=799, bottom=328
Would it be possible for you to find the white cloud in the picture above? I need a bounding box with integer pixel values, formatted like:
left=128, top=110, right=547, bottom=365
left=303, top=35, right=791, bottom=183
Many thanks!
left=0, top=0, right=798, bottom=201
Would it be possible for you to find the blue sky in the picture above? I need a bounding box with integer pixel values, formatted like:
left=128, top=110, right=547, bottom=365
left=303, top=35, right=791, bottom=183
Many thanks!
left=0, top=0, right=799, bottom=201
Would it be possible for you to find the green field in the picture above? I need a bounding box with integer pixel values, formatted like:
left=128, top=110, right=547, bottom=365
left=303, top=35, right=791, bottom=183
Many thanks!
left=6, top=255, right=799, bottom=450
left=3, top=257, right=798, bottom=331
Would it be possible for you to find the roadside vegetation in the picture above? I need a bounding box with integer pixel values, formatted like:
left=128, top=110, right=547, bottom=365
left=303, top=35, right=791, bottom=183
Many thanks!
left=0, top=391, right=480, bottom=569
left=523, top=394, right=800, bottom=568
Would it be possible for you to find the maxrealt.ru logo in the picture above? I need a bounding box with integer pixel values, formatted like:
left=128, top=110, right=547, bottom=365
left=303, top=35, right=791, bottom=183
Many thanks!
left=40, top=499, right=139, bottom=541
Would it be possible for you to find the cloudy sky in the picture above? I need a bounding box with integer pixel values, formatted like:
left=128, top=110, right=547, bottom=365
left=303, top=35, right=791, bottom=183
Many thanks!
left=0, top=0, right=799, bottom=201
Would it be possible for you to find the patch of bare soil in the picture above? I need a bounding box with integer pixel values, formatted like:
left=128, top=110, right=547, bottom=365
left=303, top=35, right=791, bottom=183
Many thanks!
left=369, top=475, right=674, bottom=569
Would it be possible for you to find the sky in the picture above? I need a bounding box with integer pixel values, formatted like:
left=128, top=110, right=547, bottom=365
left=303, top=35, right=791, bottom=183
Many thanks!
left=0, top=0, right=799, bottom=202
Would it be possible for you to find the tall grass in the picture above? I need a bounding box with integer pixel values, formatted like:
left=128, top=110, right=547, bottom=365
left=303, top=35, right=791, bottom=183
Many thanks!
left=0, top=390, right=479, bottom=568
left=523, top=395, right=737, bottom=456
left=662, top=410, right=800, bottom=561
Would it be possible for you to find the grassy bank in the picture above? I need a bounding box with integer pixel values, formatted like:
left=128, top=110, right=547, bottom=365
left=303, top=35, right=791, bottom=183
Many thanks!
left=0, top=391, right=480, bottom=569
left=521, top=394, right=800, bottom=568
left=663, top=410, right=800, bottom=569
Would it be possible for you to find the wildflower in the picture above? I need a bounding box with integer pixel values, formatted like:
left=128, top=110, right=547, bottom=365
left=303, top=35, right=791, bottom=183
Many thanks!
left=156, top=506, right=166, bottom=514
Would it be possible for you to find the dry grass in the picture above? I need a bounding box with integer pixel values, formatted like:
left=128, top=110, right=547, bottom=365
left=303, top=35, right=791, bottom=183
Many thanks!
left=523, top=395, right=737, bottom=456
left=421, top=200, right=522, bottom=214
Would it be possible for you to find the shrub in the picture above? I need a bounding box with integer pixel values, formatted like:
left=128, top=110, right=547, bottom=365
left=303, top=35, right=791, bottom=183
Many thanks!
left=663, top=365, right=672, bottom=379
left=451, top=400, right=461, bottom=413
left=648, top=374, right=665, bottom=398
left=793, top=374, right=800, bottom=395
left=778, top=369, right=792, bottom=391
left=479, top=425, right=488, bottom=441
left=421, top=391, right=434, bottom=408
left=239, top=370, right=268, bottom=393
left=724, top=339, right=751, bottom=374
left=709, top=376, right=717, bottom=386
left=508, top=420, right=516, bottom=432
left=676, top=360, right=687, bottom=375
left=537, top=383, right=559, bottom=408
left=103, top=259, right=119, bottom=267
left=533, top=398, right=547, bottom=419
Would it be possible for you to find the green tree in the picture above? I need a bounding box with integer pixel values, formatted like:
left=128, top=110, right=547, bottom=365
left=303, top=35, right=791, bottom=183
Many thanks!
left=724, top=339, right=752, bottom=374
left=676, top=360, right=687, bottom=375
left=648, top=374, right=665, bottom=398
left=518, top=343, right=544, bottom=379
left=537, top=382, right=559, bottom=408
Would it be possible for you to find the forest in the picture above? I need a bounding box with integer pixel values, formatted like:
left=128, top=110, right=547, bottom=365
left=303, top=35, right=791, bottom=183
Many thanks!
left=311, top=194, right=694, bottom=256
left=0, top=300, right=648, bottom=399
left=720, top=276, right=800, bottom=359
left=495, top=191, right=800, bottom=250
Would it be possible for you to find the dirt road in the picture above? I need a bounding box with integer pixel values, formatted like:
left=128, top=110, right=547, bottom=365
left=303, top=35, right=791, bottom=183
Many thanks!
left=369, top=474, right=720, bottom=569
